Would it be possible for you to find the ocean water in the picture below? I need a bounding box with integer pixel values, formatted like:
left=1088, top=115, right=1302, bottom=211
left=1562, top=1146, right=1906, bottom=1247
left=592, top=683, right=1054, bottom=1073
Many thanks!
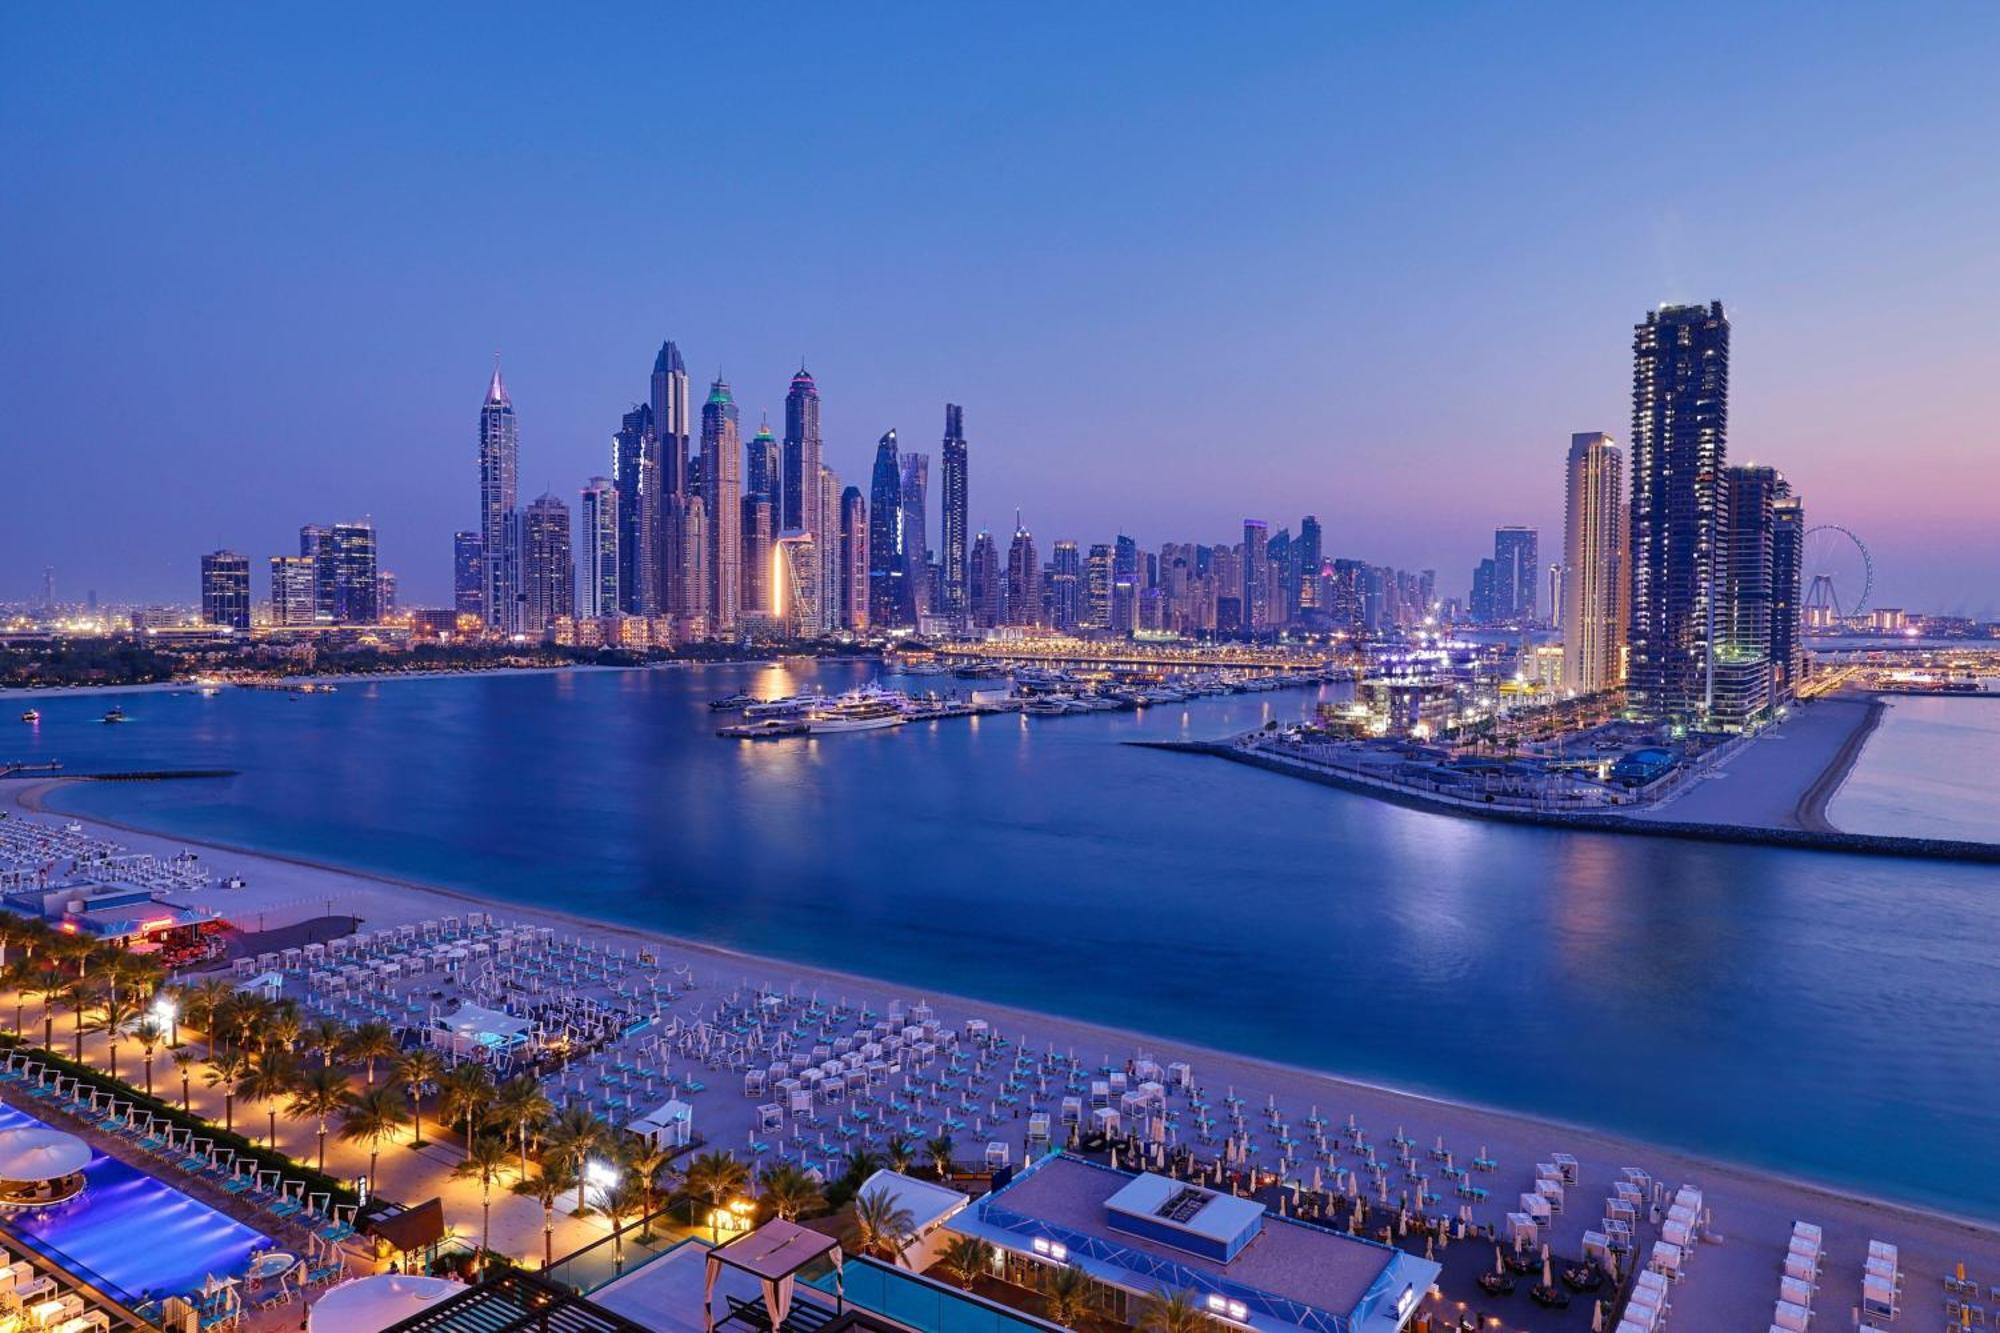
left=1830, top=694, right=2000, bottom=843
left=9, top=665, right=2000, bottom=1221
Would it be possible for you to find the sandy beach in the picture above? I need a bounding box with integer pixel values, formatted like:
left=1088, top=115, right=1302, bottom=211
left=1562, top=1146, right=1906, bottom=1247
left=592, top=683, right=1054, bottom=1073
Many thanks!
left=1634, top=692, right=1886, bottom=833
left=4, top=774, right=1996, bottom=1327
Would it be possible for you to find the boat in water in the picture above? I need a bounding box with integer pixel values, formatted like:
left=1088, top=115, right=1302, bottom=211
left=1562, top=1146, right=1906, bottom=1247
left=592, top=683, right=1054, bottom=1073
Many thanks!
left=806, top=686, right=911, bottom=734
left=744, top=691, right=825, bottom=720
left=717, top=717, right=811, bottom=740
left=708, top=692, right=758, bottom=711
left=18, top=710, right=37, bottom=724
left=100, top=707, right=129, bottom=724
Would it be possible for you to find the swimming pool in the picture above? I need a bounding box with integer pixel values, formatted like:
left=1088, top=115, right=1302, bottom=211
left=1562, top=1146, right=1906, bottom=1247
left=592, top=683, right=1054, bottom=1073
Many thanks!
left=0, top=1101, right=268, bottom=1305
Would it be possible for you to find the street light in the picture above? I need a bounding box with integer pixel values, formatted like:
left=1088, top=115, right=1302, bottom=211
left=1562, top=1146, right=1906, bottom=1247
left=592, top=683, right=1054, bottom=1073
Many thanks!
left=151, top=995, right=179, bottom=1047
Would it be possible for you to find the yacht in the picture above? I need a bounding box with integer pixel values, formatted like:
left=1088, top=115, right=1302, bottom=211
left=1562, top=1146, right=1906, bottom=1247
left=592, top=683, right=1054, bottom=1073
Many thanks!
left=893, top=661, right=952, bottom=677
left=708, top=692, right=758, bottom=711
left=807, top=686, right=911, bottom=733
left=100, top=706, right=130, bottom=724
left=18, top=709, right=38, bottom=724
left=744, top=691, right=823, bottom=720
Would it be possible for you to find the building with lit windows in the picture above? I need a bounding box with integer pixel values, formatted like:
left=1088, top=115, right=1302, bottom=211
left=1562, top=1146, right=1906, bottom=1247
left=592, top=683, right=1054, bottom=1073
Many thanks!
left=199, top=550, right=250, bottom=629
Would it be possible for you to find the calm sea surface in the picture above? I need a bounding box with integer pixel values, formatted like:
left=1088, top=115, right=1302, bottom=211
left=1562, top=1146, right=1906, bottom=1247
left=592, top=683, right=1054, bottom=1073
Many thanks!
left=10, top=665, right=2000, bottom=1220
left=1831, top=692, right=2000, bottom=843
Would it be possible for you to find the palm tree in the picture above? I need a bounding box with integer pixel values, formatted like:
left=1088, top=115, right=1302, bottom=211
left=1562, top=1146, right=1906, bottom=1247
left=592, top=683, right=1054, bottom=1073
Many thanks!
left=926, top=1133, right=955, bottom=1180
left=132, top=1017, right=165, bottom=1097
left=842, top=1147, right=883, bottom=1187
left=452, top=1135, right=512, bottom=1260
left=83, top=988, right=141, bottom=1082
left=543, top=1107, right=610, bottom=1217
left=438, top=1062, right=496, bottom=1152
left=239, top=1048, right=300, bottom=1150
left=936, top=1235, right=995, bottom=1290
left=261, top=1003, right=302, bottom=1056
left=302, top=1017, right=348, bottom=1069
left=602, top=1175, right=648, bottom=1266
left=63, top=977, right=98, bottom=1061
left=1138, top=1290, right=1211, bottom=1333
left=2, top=957, right=37, bottom=1036
left=850, top=1185, right=917, bottom=1265
left=490, top=1074, right=553, bottom=1181
left=288, top=1065, right=350, bottom=1171
left=527, top=1158, right=578, bottom=1271
left=885, top=1133, right=917, bottom=1175
left=338, top=1085, right=411, bottom=1191
left=183, top=977, right=236, bottom=1054
left=758, top=1163, right=825, bottom=1222
left=625, top=1141, right=671, bottom=1239
left=27, top=965, right=66, bottom=1051
left=203, top=1049, right=251, bottom=1133
left=393, top=1048, right=445, bottom=1147
left=342, top=1021, right=398, bottom=1086
left=683, top=1150, right=751, bottom=1240
left=1041, top=1264, right=1094, bottom=1329
left=172, top=1046, right=200, bottom=1110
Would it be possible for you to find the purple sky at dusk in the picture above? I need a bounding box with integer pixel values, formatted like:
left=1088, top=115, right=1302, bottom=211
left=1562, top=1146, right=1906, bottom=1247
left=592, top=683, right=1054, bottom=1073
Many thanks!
left=3, top=6, right=1997, bottom=613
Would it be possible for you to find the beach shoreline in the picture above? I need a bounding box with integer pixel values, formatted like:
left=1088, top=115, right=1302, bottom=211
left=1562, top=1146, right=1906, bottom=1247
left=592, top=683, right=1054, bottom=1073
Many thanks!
left=8, top=775, right=1996, bottom=1245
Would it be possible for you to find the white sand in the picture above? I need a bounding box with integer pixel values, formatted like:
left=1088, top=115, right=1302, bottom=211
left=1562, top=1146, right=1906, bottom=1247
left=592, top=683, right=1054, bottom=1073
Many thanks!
left=3, top=777, right=1995, bottom=1326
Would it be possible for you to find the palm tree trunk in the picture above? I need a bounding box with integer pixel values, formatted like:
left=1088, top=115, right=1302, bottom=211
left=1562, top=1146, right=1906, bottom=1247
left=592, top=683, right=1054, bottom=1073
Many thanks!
left=224, top=1092, right=234, bottom=1133
left=268, top=1109, right=278, bottom=1149
left=181, top=1073, right=190, bottom=1110
left=143, top=1056, right=153, bottom=1098
left=318, top=1125, right=327, bottom=1172
left=108, top=1042, right=119, bottom=1082
left=410, top=1092, right=425, bottom=1147
left=369, top=1148, right=379, bottom=1187
left=543, top=1206, right=554, bottom=1269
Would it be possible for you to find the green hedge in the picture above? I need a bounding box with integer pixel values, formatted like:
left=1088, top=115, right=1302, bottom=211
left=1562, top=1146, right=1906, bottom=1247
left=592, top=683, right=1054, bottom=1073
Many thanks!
left=0, top=1034, right=363, bottom=1209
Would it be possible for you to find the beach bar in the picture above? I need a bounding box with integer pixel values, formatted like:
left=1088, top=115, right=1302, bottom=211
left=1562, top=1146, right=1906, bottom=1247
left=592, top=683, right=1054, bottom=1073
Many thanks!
left=946, top=1154, right=1440, bottom=1333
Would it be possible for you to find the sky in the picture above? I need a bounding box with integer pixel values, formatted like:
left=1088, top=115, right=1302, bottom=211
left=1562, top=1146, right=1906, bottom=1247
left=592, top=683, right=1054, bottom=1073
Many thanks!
left=3, top=5, right=1998, bottom=614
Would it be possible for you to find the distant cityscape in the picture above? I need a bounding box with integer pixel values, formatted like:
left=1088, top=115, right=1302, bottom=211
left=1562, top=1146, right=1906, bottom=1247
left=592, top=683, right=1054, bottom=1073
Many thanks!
left=6, top=300, right=1992, bottom=733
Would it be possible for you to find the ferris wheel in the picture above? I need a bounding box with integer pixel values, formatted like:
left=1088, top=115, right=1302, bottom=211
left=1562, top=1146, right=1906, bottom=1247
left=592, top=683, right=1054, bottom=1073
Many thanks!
left=1801, top=525, right=1873, bottom=628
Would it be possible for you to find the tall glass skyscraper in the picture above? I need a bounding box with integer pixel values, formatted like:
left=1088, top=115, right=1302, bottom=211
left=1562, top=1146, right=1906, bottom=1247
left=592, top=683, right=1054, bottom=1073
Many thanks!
left=200, top=550, right=250, bottom=629
left=521, top=493, right=574, bottom=637
left=452, top=531, right=484, bottom=620
left=331, top=520, right=379, bottom=624
left=478, top=363, right=519, bottom=633
left=1493, top=526, right=1540, bottom=623
left=1629, top=301, right=1729, bottom=723
left=613, top=402, right=656, bottom=615
left=839, top=484, right=868, bottom=632
left=578, top=478, right=618, bottom=619
left=748, top=421, right=782, bottom=524
left=781, top=367, right=821, bottom=537
left=900, top=452, right=929, bottom=622
left=701, top=378, right=742, bottom=635
left=868, top=430, right=904, bottom=628
left=651, top=341, right=689, bottom=616
left=1049, top=541, right=1081, bottom=630
left=1560, top=433, right=1627, bottom=695
left=940, top=404, right=968, bottom=629
left=1006, top=515, right=1038, bottom=627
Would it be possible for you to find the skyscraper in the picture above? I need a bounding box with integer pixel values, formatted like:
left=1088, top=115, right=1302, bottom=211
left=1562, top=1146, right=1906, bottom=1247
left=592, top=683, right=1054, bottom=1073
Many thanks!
left=741, top=494, right=773, bottom=621
left=1712, top=464, right=1788, bottom=728
left=1112, top=535, right=1139, bottom=633
left=1771, top=492, right=1806, bottom=702
left=652, top=341, right=690, bottom=615
left=1085, top=544, right=1112, bottom=629
left=1630, top=301, right=1730, bottom=723
left=969, top=531, right=1002, bottom=629
left=1241, top=520, right=1269, bottom=632
left=331, top=520, right=378, bottom=624
left=868, top=430, right=904, bottom=629
left=899, top=452, right=930, bottom=622
left=701, top=378, right=742, bottom=636
left=1049, top=541, right=1081, bottom=631
left=819, top=464, right=842, bottom=635
left=747, top=420, right=782, bottom=524
left=1560, top=432, right=1627, bottom=695
left=521, top=494, right=574, bottom=638
left=452, top=532, right=484, bottom=620
left=1493, top=526, right=1539, bottom=623
left=271, top=555, right=317, bottom=627
left=579, top=478, right=618, bottom=619
left=613, top=402, right=657, bottom=614
left=200, top=550, right=250, bottom=629
left=478, top=362, right=519, bottom=633
left=1006, top=514, right=1039, bottom=627
left=940, top=404, right=969, bottom=629
left=839, top=484, right=868, bottom=632
left=1296, top=516, right=1323, bottom=615
left=300, top=524, right=337, bottom=624
left=781, top=367, right=821, bottom=537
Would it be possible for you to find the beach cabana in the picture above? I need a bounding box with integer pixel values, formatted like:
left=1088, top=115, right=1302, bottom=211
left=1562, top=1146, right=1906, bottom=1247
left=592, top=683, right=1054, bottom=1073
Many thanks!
left=429, top=1002, right=531, bottom=1061
left=628, top=1098, right=695, bottom=1150
left=702, top=1219, right=843, bottom=1333
left=0, top=1127, right=90, bottom=1206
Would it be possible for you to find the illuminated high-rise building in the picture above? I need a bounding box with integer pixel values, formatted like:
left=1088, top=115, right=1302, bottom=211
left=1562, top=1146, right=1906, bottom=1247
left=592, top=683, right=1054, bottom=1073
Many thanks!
left=781, top=367, right=821, bottom=537
left=747, top=420, right=781, bottom=521
left=940, top=404, right=969, bottom=628
left=1006, top=514, right=1039, bottom=628
left=330, top=520, right=378, bottom=624
left=1771, top=491, right=1806, bottom=701
left=478, top=361, right=519, bottom=633
left=839, top=483, right=868, bottom=632
left=900, top=452, right=930, bottom=621
left=300, top=524, right=337, bottom=623
left=452, top=532, right=484, bottom=620
left=1560, top=432, right=1627, bottom=695
left=969, top=530, right=1002, bottom=629
left=579, top=478, right=618, bottom=619
left=613, top=402, right=657, bottom=614
left=701, top=378, right=742, bottom=636
left=652, top=341, right=690, bottom=612
left=1493, top=527, right=1539, bottom=623
left=1629, top=301, right=1729, bottom=723
left=1049, top=541, right=1081, bottom=631
left=741, top=494, right=773, bottom=621
left=868, top=430, right=905, bottom=628
left=1085, top=544, right=1112, bottom=629
left=200, top=550, right=250, bottom=629
left=1242, top=520, right=1270, bottom=632
left=521, top=494, right=573, bottom=637
left=818, top=463, right=842, bottom=633
left=773, top=533, right=820, bottom=637
left=271, top=555, right=317, bottom=627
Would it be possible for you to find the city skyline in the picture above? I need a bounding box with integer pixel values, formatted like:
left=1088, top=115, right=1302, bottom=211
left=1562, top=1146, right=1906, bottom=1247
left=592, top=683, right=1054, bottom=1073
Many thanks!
left=6, top=8, right=2000, bottom=611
